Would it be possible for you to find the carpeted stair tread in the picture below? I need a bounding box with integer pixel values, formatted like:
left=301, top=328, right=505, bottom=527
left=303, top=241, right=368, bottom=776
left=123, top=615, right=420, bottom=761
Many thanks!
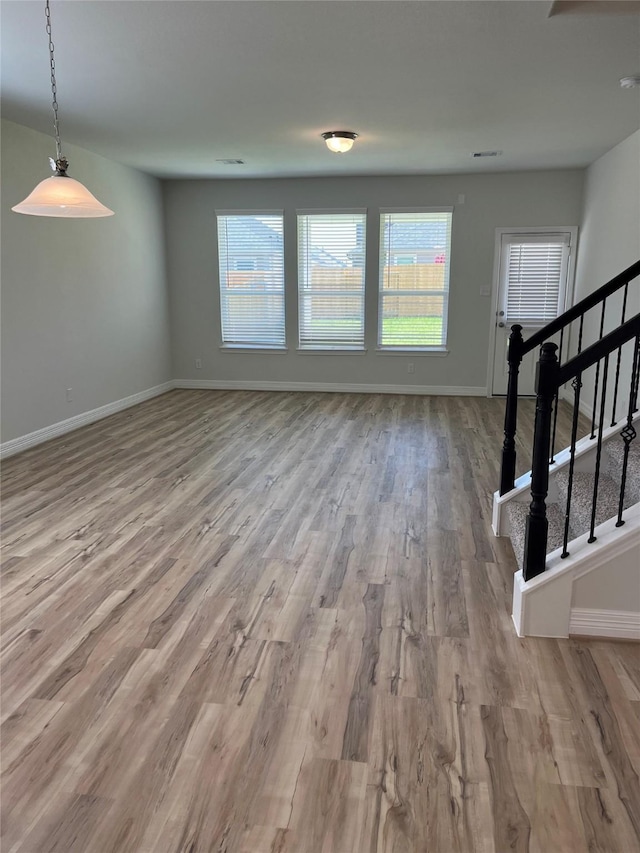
left=555, top=470, right=626, bottom=534
left=506, top=500, right=570, bottom=570
left=505, top=428, right=640, bottom=573
left=604, top=437, right=640, bottom=505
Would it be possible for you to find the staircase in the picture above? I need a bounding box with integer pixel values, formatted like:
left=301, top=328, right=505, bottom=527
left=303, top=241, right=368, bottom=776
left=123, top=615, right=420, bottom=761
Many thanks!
left=493, top=259, right=640, bottom=639
left=506, top=430, right=640, bottom=570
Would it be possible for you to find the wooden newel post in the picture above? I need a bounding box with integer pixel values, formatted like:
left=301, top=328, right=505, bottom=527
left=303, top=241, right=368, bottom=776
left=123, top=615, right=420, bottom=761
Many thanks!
left=523, top=342, right=559, bottom=581
left=500, top=324, right=524, bottom=495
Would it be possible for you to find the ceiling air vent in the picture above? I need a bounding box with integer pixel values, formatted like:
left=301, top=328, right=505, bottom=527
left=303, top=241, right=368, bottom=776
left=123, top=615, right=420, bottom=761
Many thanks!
left=472, top=150, right=503, bottom=158
left=216, top=159, right=245, bottom=165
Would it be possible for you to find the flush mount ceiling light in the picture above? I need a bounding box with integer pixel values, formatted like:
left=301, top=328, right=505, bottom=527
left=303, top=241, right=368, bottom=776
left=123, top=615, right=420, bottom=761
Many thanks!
left=12, top=0, right=113, bottom=218
left=321, top=131, right=358, bottom=154
left=620, top=75, right=640, bottom=88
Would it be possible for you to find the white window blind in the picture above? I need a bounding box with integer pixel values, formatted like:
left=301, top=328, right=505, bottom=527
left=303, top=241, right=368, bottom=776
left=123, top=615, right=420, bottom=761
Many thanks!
left=378, top=210, right=453, bottom=348
left=297, top=212, right=366, bottom=349
left=501, top=233, right=571, bottom=327
left=216, top=213, right=285, bottom=347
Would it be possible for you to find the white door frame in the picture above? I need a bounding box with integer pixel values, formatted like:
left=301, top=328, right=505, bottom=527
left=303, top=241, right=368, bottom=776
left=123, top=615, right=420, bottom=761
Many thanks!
left=486, top=225, right=579, bottom=397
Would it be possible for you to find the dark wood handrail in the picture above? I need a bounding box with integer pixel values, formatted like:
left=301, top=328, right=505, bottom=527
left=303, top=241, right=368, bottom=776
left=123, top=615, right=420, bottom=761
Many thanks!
left=557, top=313, right=640, bottom=386
left=499, top=259, right=640, bottom=497
left=521, top=259, right=640, bottom=355
left=501, top=259, right=640, bottom=580
left=522, top=313, right=640, bottom=580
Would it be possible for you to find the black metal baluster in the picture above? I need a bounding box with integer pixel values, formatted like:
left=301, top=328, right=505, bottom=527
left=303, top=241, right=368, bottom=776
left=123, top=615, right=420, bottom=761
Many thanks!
left=616, top=335, right=640, bottom=527
left=590, top=299, right=607, bottom=439
left=550, top=327, right=564, bottom=464
left=500, top=325, right=524, bottom=495
left=588, top=355, right=609, bottom=543
left=561, top=371, right=583, bottom=558
left=523, top=343, right=559, bottom=580
left=610, top=282, right=628, bottom=426
left=577, top=314, right=584, bottom=354
left=633, top=334, right=640, bottom=414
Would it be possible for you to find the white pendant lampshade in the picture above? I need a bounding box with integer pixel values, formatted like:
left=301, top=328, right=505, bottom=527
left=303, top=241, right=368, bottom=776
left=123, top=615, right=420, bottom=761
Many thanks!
left=322, top=131, right=358, bottom=154
left=12, top=1, right=113, bottom=219
left=12, top=175, right=114, bottom=218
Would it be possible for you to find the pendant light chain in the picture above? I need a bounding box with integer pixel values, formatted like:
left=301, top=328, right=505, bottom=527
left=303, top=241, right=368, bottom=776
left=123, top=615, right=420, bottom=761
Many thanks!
left=45, top=0, right=67, bottom=173
left=12, top=0, right=114, bottom=215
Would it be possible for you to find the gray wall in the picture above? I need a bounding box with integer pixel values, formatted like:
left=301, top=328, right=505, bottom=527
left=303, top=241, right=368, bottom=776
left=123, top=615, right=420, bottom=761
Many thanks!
left=571, top=130, right=640, bottom=418
left=1, top=120, right=172, bottom=442
left=164, top=170, right=584, bottom=391
left=573, top=548, right=640, bottom=614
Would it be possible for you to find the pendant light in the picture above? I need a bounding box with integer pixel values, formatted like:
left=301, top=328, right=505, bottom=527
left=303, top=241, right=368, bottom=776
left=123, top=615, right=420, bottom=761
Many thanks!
left=12, top=0, right=114, bottom=218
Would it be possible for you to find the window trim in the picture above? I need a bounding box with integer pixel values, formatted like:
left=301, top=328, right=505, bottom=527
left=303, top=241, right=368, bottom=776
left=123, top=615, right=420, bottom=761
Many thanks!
left=375, top=347, right=449, bottom=357
left=295, top=347, right=368, bottom=355
left=219, top=345, right=288, bottom=354
left=377, top=208, right=453, bottom=351
left=216, top=209, right=284, bottom=216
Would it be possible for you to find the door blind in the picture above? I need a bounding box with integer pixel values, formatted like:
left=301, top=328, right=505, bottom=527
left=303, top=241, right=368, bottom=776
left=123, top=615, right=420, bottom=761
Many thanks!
left=217, top=213, right=285, bottom=347
left=502, top=233, right=571, bottom=326
left=297, top=212, right=366, bottom=349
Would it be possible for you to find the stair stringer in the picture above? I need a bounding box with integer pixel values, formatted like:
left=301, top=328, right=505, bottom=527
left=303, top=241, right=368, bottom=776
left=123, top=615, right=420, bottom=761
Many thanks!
left=512, top=503, right=640, bottom=639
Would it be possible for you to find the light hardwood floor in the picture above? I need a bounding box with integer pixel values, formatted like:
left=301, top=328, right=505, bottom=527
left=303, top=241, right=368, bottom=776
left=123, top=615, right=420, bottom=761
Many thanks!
left=1, top=390, right=639, bottom=853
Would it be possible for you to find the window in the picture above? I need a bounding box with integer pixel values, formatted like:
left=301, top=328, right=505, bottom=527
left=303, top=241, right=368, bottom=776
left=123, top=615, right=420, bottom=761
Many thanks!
left=378, top=209, right=453, bottom=349
left=500, top=232, right=572, bottom=327
left=216, top=212, right=285, bottom=347
left=297, top=211, right=366, bottom=349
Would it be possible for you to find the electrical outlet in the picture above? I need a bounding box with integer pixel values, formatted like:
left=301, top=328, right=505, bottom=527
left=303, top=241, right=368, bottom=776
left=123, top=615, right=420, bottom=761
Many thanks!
left=407, top=362, right=415, bottom=374
left=480, top=285, right=491, bottom=297
left=66, top=388, right=73, bottom=402
left=195, top=358, right=202, bottom=369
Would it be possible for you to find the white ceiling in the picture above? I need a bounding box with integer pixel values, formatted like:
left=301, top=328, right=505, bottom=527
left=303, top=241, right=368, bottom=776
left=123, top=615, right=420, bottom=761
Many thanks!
left=1, top=0, right=639, bottom=179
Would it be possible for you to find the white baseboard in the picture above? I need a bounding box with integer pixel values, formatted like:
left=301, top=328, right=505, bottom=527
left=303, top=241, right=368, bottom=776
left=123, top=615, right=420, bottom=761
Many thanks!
left=0, top=381, right=174, bottom=460
left=1, top=380, right=487, bottom=460
left=569, top=608, right=640, bottom=640
left=174, top=379, right=487, bottom=396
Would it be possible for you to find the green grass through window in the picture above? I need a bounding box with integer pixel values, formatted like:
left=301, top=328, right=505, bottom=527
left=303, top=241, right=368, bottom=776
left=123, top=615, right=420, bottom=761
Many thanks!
left=307, top=315, right=444, bottom=346
left=380, top=316, right=443, bottom=345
